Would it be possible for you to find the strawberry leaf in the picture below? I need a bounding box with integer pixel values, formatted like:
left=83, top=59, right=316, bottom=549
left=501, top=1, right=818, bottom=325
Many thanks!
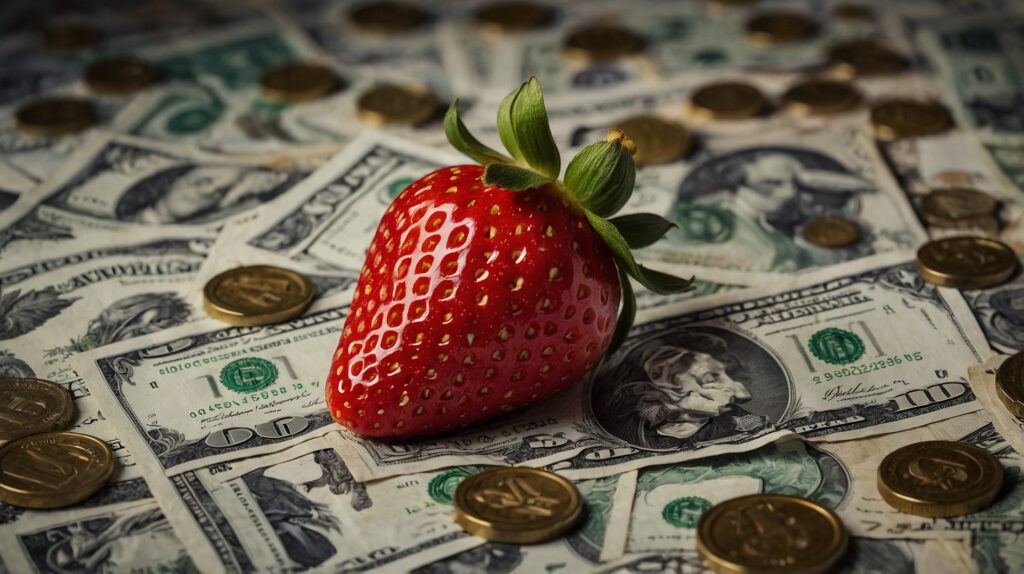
left=483, top=163, right=553, bottom=191
left=585, top=211, right=694, bottom=294
left=445, top=99, right=511, bottom=166
left=564, top=137, right=634, bottom=217
left=608, top=213, right=678, bottom=249
left=609, top=265, right=636, bottom=355
left=496, top=77, right=560, bottom=179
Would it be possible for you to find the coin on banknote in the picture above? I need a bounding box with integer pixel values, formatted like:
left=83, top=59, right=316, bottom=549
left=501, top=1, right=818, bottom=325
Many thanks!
left=0, top=378, right=73, bottom=444
left=878, top=441, right=1003, bottom=517
left=453, top=467, right=582, bottom=544
left=204, top=265, right=315, bottom=326
left=616, top=115, right=692, bottom=166
left=744, top=11, right=818, bottom=46
left=260, top=62, right=342, bottom=104
left=475, top=1, right=556, bottom=35
left=349, top=1, right=427, bottom=34
left=829, top=39, right=909, bottom=79
left=916, top=237, right=1017, bottom=289
left=834, top=3, right=875, bottom=20
left=42, top=21, right=102, bottom=52
left=688, top=81, right=767, bottom=121
left=697, top=494, right=848, bottom=574
left=563, top=24, right=645, bottom=63
left=357, top=83, right=439, bottom=126
left=870, top=98, right=953, bottom=141
left=0, top=432, right=114, bottom=508
left=15, top=97, right=96, bottom=137
left=921, top=188, right=998, bottom=226
left=802, top=217, right=862, bottom=248
left=84, top=57, right=159, bottom=95
left=996, top=351, right=1024, bottom=418
left=783, top=78, right=861, bottom=116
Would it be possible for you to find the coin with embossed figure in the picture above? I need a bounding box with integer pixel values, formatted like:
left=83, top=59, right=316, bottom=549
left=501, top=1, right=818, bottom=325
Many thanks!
left=688, top=81, right=768, bottom=121
left=357, top=83, right=439, bottom=126
left=349, top=1, right=427, bottom=34
left=745, top=11, right=818, bottom=46
left=260, top=62, right=342, bottom=104
left=697, top=494, right=848, bottom=574
left=475, top=1, right=555, bottom=35
left=0, top=379, right=73, bottom=444
left=453, top=467, right=582, bottom=544
left=878, top=441, right=1003, bottom=517
left=15, top=97, right=96, bottom=137
left=783, top=78, right=861, bottom=116
left=204, top=265, right=315, bottom=326
left=563, top=24, right=645, bottom=63
left=828, top=39, right=909, bottom=79
left=616, top=116, right=692, bottom=166
left=871, top=98, right=953, bottom=141
left=0, top=432, right=114, bottom=508
left=916, top=237, right=1017, bottom=289
left=802, top=217, right=862, bottom=248
left=42, top=21, right=102, bottom=52
left=84, top=57, right=159, bottom=95
left=996, top=351, right=1024, bottom=418
left=921, top=188, right=998, bottom=226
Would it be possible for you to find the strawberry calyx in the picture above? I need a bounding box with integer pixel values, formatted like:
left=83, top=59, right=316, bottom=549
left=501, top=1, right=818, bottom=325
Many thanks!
left=444, top=77, right=694, bottom=353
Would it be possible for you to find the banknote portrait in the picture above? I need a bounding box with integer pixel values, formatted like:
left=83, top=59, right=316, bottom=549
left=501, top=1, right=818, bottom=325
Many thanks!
left=113, top=164, right=292, bottom=224
left=412, top=544, right=522, bottom=574
left=591, top=326, right=787, bottom=449
left=968, top=281, right=1024, bottom=351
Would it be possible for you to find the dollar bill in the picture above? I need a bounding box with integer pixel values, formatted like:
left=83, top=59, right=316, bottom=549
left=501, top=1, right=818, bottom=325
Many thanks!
left=967, top=356, right=1024, bottom=455
left=0, top=188, right=19, bottom=213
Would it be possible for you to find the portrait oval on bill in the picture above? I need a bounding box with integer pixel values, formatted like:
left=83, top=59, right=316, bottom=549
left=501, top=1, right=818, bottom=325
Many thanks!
left=590, top=325, right=790, bottom=450
left=969, top=279, right=1024, bottom=352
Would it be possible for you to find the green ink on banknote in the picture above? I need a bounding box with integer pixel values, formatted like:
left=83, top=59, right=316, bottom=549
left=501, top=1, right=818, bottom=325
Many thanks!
left=809, top=328, right=865, bottom=366
left=670, top=204, right=734, bottom=243
left=661, top=496, right=711, bottom=528
left=220, top=357, right=279, bottom=393
left=387, top=178, right=417, bottom=201
left=427, top=469, right=472, bottom=505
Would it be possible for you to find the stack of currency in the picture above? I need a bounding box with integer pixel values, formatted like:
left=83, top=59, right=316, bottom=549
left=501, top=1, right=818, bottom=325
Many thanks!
left=3, top=0, right=1024, bottom=572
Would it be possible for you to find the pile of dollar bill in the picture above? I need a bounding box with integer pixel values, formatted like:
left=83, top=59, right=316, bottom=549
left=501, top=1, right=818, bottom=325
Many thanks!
left=2, top=0, right=1024, bottom=572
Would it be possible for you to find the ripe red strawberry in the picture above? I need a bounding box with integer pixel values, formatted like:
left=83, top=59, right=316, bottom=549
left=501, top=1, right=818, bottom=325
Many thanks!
left=327, top=78, right=691, bottom=438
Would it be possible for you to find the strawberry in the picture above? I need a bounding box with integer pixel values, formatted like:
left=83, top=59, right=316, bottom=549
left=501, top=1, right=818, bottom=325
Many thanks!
left=327, top=78, right=692, bottom=438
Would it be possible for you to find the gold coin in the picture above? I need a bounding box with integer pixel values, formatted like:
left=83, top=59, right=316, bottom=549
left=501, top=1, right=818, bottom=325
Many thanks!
left=921, top=187, right=998, bottom=226
left=0, top=378, right=73, bottom=444
left=357, top=83, right=439, bottom=126
left=563, top=24, right=645, bottom=63
left=453, top=467, right=582, bottom=544
left=0, top=432, right=114, bottom=509
left=15, top=97, right=97, bottom=138
left=802, top=217, right=862, bottom=248
left=204, top=265, right=315, bottom=326
left=42, top=21, right=102, bottom=52
left=745, top=11, right=819, bottom=46
left=834, top=3, right=875, bottom=20
left=783, top=78, right=862, bottom=116
left=828, top=39, right=909, bottom=79
left=997, top=351, right=1024, bottom=418
left=475, top=1, right=556, bottom=35
left=696, top=494, right=848, bottom=574
left=878, top=441, right=1003, bottom=517
left=616, top=115, right=692, bottom=166
left=349, top=1, right=427, bottom=35
left=870, top=98, right=954, bottom=141
left=260, top=62, right=342, bottom=104
left=688, top=81, right=768, bottom=121
left=84, top=57, right=159, bottom=95
left=916, top=237, right=1017, bottom=289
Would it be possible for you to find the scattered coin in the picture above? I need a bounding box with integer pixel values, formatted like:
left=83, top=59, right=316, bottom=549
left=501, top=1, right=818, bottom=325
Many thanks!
left=42, top=21, right=102, bottom=52
left=921, top=187, right=999, bottom=227
left=783, top=78, right=862, bottom=116
left=349, top=1, right=427, bottom=35
left=0, top=378, right=73, bottom=445
left=870, top=98, right=954, bottom=141
left=878, top=441, right=1003, bottom=517
left=260, top=62, right=342, bottom=104
left=745, top=11, right=818, bottom=46
left=204, top=265, right=315, bottom=326
left=84, top=57, right=159, bottom=95
left=453, top=467, right=582, bottom=544
left=563, top=24, right=645, bottom=63
left=15, top=97, right=97, bottom=138
left=829, top=39, right=909, bottom=79
left=475, top=1, right=556, bottom=35
left=697, top=494, right=848, bottom=574
left=688, top=81, right=768, bottom=121
left=0, top=432, right=114, bottom=509
left=916, top=236, right=1017, bottom=289
left=616, top=115, right=692, bottom=166
left=357, top=83, right=439, bottom=126
left=803, top=217, right=862, bottom=248
left=834, top=3, right=875, bottom=20
left=997, top=351, right=1024, bottom=418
